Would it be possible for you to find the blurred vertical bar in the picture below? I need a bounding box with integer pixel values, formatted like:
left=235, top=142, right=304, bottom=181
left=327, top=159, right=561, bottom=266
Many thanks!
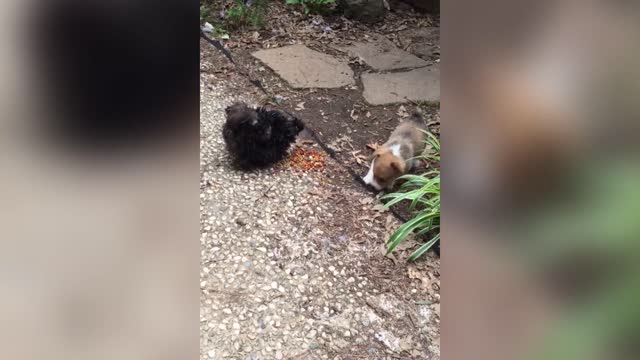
left=0, top=1, right=199, bottom=359
left=444, top=0, right=640, bottom=359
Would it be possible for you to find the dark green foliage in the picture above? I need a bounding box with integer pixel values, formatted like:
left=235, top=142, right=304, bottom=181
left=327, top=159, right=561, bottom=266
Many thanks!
left=200, top=1, right=268, bottom=31
left=226, top=0, right=267, bottom=29
left=285, top=0, right=336, bottom=14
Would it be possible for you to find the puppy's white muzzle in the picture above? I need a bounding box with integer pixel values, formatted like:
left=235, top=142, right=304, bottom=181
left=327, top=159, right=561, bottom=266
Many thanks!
left=362, top=159, right=383, bottom=190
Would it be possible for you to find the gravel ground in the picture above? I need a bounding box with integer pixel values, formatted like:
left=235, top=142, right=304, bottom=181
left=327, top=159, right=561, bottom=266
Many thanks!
left=200, top=79, right=440, bottom=359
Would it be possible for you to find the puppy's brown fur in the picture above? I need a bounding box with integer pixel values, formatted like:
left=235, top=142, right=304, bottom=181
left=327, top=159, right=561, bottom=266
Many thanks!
left=364, top=113, right=427, bottom=190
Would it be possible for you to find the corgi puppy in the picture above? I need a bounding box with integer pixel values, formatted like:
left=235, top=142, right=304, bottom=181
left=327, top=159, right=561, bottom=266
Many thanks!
left=363, top=112, right=427, bottom=191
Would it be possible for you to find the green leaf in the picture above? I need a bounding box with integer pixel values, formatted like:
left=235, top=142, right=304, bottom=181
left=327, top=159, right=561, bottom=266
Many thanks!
left=387, top=211, right=439, bottom=254
left=415, top=224, right=439, bottom=237
left=408, top=233, right=440, bottom=261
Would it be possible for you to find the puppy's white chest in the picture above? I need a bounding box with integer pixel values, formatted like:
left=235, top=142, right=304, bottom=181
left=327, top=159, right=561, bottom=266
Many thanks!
left=362, top=159, right=379, bottom=189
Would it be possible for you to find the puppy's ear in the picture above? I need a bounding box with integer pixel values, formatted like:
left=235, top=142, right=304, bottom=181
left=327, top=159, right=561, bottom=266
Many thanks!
left=390, top=159, right=406, bottom=174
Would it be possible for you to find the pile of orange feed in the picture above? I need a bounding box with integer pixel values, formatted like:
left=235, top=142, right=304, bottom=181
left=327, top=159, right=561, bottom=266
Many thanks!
left=288, top=147, right=326, bottom=172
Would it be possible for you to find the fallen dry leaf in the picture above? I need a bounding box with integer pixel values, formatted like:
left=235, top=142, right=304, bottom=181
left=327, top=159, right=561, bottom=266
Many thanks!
left=295, top=102, right=305, bottom=110
left=395, top=237, right=419, bottom=251
left=385, top=215, right=397, bottom=229
left=372, top=204, right=388, bottom=213
left=359, top=197, right=374, bottom=205
left=295, top=138, right=315, bottom=146
left=408, top=265, right=432, bottom=289
left=358, top=214, right=381, bottom=222
left=399, top=336, right=415, bottom=352
left=367, top=143, right=380, bottom=151
left=385, top=251, right=398, bottom=265
left=396, top=105, right=409, bottom=118
left=351, top=150, right=368, bottom=166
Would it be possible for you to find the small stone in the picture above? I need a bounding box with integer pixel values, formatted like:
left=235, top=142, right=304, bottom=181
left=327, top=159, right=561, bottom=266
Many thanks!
left=207, top=350, right=216, bottom=358
left=307, top=329, right=317, bottom=338
left=201, top=22, right=214, bottom=34
left=275, top=351, right=284, bottom=359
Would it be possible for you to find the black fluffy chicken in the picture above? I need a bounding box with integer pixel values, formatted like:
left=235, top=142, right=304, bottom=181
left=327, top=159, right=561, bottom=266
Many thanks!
left=223, top=103, right=305, bottom=170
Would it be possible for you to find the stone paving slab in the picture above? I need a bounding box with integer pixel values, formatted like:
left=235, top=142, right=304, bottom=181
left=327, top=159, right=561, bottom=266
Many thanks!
left=399, top=27, right=440, bottom=60
left=252, top=45, right=354, bottom=89
left=336, top=35, right=429, bottom=71
left=361, top=66, right=440, bottom=105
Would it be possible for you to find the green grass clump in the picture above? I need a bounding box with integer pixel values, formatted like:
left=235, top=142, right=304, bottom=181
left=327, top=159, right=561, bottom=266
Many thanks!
left=200, top=1, right=267, bottom=32
left=200, top=3, right=214, bottom=23
left=382, top=131, right=440, bottom=261
left=226, top=0, right=267, bottom=29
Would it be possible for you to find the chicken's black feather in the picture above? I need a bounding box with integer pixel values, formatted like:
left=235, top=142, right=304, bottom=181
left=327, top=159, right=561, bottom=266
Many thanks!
left=223, top=103, right=304, bottom=170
